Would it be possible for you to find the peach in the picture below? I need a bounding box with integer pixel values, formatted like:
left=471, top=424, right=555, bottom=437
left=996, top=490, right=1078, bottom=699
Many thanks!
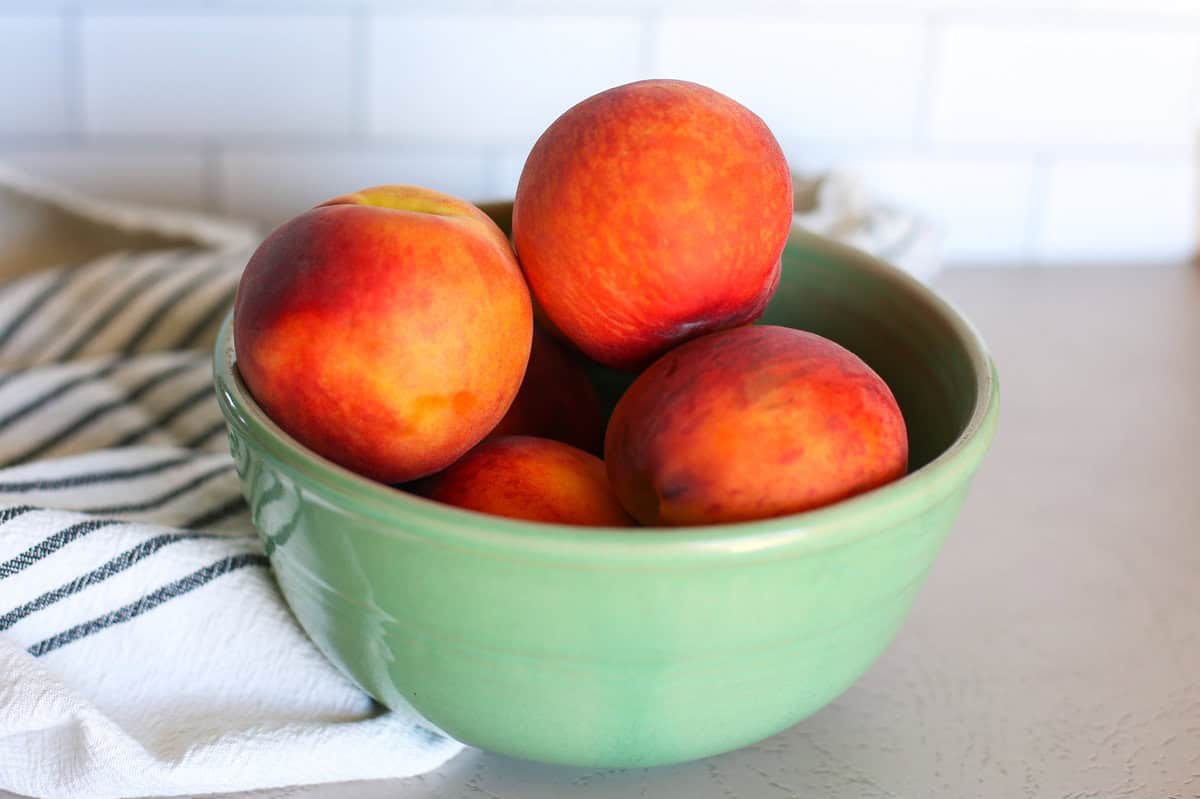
left=487, top=326, right=605, bottom=455
left=234, top=185, right=532, bottom=484
left=513, top=79, right=792, bottom=371
left=412, top=436, right=635, bottom=527
left=605, top=326, right=908, bottom=525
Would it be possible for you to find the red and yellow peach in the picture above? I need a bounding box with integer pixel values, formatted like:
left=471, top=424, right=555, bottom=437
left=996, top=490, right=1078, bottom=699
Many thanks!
left=234, top=185, right=533, bottom=484
left=513, top=79, right=792, bottom=370
left=413, top=435, right=635, bottom=527
left=605, top=325, right=908, bottom=525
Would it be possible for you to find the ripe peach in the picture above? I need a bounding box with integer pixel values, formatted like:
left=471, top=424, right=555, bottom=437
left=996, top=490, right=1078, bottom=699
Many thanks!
left=487, top=327, right=605, bottom=455
left=413, top=435, right=635, bottom=527
left=234, top=185, right=532, bottom=484
left=513, top=79, right=792, bottom=371
left=605, top=326, right=908, bottom=525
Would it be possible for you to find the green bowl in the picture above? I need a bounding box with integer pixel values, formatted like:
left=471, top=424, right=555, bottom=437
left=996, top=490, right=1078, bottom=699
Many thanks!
left=213, top=218, right=999, bottom=769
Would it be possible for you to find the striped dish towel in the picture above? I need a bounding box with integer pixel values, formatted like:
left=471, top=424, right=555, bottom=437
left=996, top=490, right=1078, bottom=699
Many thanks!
left=0, top=169, right=462, bottom=799
left=791, top=170, right=942, bottom=282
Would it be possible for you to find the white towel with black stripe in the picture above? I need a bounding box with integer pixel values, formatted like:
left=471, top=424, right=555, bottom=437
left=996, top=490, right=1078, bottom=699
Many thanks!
left=0, top=168, right=463, bottom=799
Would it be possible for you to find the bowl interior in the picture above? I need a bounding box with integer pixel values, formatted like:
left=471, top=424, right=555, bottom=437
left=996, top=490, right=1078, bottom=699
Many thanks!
left=218, top=210, right=995, bottom=554
left=474, top=199, right=984, bottom=481
left=761, top=235, right=976, bottom=472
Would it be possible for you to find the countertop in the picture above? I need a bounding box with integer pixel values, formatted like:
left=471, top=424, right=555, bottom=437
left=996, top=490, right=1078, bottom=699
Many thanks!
left=15, top=265, right=1200, bottom=798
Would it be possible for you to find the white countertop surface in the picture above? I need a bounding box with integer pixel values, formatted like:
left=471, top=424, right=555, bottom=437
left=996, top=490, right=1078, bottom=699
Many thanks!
left=10, top=265, right=1200, bottom=798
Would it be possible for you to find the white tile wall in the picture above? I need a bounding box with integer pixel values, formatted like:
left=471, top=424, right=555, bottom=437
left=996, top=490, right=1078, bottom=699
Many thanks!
left=218, top=148, right=489, bottom=226
left=0, top=17, right=69, bottom=134
left=854, top=158, right=1038, bottom=262
left=931, top=24, right=1198, bottom=149
left=657, top=16, right=927, bottom=143
left=0, top=4, right=1195, bottom=265
left=5, top=148, right=209, bottom=208
left=490, top=149, right=534, bottom=201
left=369, top=15, right=643, bottom=145
left=1037, top=159, right=1193, bottom=262
left=82, top=16, right=355, bottom=135
left=646, top=0, right=1200, bottom=8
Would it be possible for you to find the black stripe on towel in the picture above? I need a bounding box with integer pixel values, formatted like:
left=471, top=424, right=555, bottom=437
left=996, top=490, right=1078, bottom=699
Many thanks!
left=54, top=253, right=184, bottom=361
left=108, top=382, right=216, bottom=448
left=0, top=455, right=194, bottom=493
left=0, top=264, right=82, bottom=347
left=171, top=286, right=236, bottom=350
left=0, top=518, right=122, bottom=580
left=182, top=495, right=247, bottom=530
left=0, top=530, right=215, bottom=631
left=0, top=267, right=92, bottom=396
left=182, top=418, right=230, bottom=450
left=0, top=505, right=37, bottom=526
left=0, top=358, right=122, bottom=433
left=1, top=360, right=198, bottom=466
left=119, top=258, right=231, bottom=355
left=27, top=552, right=269, bottom=656
left=80, top=462, right=234, bottom=515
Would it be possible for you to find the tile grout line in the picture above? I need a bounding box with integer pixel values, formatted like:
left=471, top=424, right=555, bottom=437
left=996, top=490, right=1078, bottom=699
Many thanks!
left=911, top=11, right=941, bottom=154
left=350, top=2, right=370, bottom=142
left=638, top=7, right=661, bottom=78
left=1022, top=152, right=1054, bottom=264
left=4, top=1, right=1200, bottom=26
left=0, top=133, right=1183, bottom=162
left=62, top=4, right=84, bottom=142
left=1185, top=37, right=1200, bottom=151
left=919, top=6, right=1200, bottom=32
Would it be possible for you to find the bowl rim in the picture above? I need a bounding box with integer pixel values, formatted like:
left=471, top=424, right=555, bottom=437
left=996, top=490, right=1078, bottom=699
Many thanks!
left=214, top=227, right=999, bottom=562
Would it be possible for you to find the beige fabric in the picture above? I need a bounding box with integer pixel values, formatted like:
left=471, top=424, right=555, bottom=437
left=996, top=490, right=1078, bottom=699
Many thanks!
left=792, top=170, right=942, bottom=281
left=0, top=166, right=256, bottom=281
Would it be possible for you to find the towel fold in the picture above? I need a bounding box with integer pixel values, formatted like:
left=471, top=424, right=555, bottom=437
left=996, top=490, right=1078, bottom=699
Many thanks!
left=0, top=168, right=463, bottom=799
left=0, top=165, right=939, bottom=798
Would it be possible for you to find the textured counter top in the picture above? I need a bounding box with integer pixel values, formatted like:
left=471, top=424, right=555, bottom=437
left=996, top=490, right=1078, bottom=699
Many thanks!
left=14, top=265, right=1200, bottom=799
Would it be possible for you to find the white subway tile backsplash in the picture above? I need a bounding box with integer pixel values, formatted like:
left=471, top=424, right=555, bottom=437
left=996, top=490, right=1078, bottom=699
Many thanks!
left=852, top=157, right=1038, bottom=263
left=488, top=149, right=530, bottom=201
left=1035, top=160, right=1193, bottom=262
left=0, top=17, right=69, bottom=134
left=368, top=15, right=642, bottom=146
left=931, top=24, right=1198, bottom=148
left=0, top=6, right=1193, bottom=266
left=218, top=148, right=489, bottom=227
left=81, top=16, right=354, bottom=136
left=657, top=17, right=926, bottom=143
left=5, top=148, right=209, bottom=210
left=648, top=0, right=1200, bottom=9
left=495, top=141, right=1040, bottom=263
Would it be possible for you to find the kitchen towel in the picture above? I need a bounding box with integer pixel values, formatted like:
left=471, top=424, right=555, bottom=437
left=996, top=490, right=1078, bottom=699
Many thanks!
left=0, top=167, right=464, bottom=799
left=0, top=165, right=940, bottom=799
left=791, top=170, right=942, bottom=282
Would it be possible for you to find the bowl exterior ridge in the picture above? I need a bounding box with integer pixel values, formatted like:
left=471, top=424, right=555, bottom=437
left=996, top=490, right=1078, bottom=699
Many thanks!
left=215, top=324, right=998, bottom=562
left=230, top=436, right=974, bottom=766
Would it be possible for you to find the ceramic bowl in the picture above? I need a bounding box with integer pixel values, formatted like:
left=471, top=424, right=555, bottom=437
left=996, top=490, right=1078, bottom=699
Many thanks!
left=213, top=213, right=999, bottom=768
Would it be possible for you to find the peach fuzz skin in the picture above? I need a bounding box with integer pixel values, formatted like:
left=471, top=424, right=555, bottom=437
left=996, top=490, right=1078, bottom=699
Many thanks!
left=487, top=326, right=606, bottom=455
left=513, top=79, right=792, bottom=371
left=605, top=326, right=909, bottom=526
left=411, top=436, right=635, bottom=527
left=234, top=185, right=533, bottom=484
